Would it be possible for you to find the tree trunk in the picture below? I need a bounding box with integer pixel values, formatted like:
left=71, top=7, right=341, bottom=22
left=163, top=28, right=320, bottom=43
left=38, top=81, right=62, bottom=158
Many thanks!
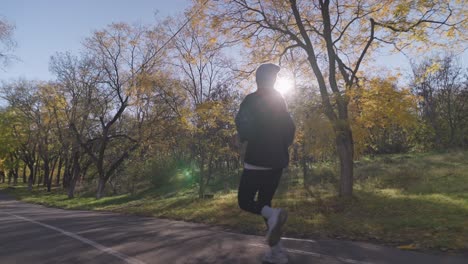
left=13, top=161, right=19, bottom=185
left=335, top=125, right=354, bottom=198
left=67, top=153, right=80, bottom=199
left=22, top=163, right=27, bottom=183
left=223, top=159, right=230, bottom=193
left=47, top=177, right=53, bottom=192
left=46, top=162, right=52, bottom=192
left=301, top=153, right=309, bottom=189
left=205, top=154, right=214, bottom=187
left=81, top=163, right=89, bottom=182
left=96, top=177, right=106, bottom=199
left=56, top=157, right=63, bottom=186
left=43, top=161, right=50, bottom=189
left=37, top=174, right=42, bottom=187
left=63, top=155, right=71, bottom=188
left=67, top=175, right=78, bottom=199
left=13, top=171, right=18, bottom=185
left=34, top=159, right=40, bottom=186
left=7, top=154, right=13, bottom=185
left=198, top=156, right=205, bottom=199
left=43, top=169, right=47, bottom=187
left=49, top=158, right=58, bottom=191
left=27, top=164, right=34, bottom=191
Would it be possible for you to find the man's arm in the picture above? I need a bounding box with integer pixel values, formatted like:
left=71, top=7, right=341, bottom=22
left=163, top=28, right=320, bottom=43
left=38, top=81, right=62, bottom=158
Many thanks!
left=235, top=97, right=253, bottom=143
left=278, top=96, right=295, bottom=146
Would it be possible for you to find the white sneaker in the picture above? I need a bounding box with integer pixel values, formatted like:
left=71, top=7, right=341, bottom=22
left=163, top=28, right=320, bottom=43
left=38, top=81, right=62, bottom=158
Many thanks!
left=266, top=208, right=288, bottom=246
left=262, top=241, right=288, bottom=264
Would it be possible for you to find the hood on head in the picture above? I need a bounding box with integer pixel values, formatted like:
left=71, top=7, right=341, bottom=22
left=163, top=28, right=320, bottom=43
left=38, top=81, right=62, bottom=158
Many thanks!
left=256, top=63, right=280, bottom=90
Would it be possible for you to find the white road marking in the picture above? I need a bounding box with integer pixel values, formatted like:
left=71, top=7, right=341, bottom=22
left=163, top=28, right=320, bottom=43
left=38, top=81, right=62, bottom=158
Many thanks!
left=3, top=212, right=146, bottom=264
left=248, top=243, right=375, bottom=264
left=282, top=236, right=317, bottom=243
left=337, top=257, right=375, bottom=264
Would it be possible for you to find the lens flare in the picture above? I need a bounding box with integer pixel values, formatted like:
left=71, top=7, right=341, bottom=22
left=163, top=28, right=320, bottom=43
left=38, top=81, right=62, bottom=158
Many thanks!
left=275, top=76, right=294, bottom=95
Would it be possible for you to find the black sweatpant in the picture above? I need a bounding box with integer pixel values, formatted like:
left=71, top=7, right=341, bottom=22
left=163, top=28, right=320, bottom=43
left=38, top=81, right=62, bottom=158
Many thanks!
left=237, top=168, right=283, bottom=215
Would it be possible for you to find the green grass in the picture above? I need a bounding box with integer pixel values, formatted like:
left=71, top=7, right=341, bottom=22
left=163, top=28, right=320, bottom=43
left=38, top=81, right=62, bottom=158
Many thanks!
left=2, top=151, right=468, bottom=253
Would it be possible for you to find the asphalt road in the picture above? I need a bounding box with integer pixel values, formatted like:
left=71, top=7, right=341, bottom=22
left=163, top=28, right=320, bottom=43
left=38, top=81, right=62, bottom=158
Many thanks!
left=0, top=191, right=466, bottom=264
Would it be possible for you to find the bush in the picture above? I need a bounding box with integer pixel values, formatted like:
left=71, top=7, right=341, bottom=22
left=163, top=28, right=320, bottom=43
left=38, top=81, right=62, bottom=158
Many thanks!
left=137, top=156, right=195, bottom=193
left=146, top=158, right=179, bottom=188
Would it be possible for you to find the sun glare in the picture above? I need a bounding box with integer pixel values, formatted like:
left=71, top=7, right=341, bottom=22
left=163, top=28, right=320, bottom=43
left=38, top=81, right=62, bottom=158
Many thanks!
left=275, top=76, right=294, bottom=95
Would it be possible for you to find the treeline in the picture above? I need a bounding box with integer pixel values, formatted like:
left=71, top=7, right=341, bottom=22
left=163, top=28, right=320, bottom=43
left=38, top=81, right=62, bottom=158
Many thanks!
left=412, top=56, right=468, bottom=149
left=2, top=51, right=466, bottom=199
left=0, top=19, right=241, bottom=198
left=0, top=2, right=467, bottom=199
left=292, top=55, right=468, bottom=167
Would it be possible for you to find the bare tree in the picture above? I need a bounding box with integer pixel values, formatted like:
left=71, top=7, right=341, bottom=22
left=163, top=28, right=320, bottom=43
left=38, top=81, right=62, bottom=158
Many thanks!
left=169, top=14, right=237, bottom=197
left=0, top=18, right=16, bottom=69
left=71, top=23, right=168, bottom=198
left=49, top=52, right=101, bottom=197
left=412, top=54, right=468, bottom=148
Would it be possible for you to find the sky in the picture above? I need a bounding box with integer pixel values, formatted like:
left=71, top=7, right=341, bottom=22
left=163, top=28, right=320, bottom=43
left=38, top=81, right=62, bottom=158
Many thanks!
left=0, top=0, right=466, bottom=84
left=1, top=0, right=189, bottom=82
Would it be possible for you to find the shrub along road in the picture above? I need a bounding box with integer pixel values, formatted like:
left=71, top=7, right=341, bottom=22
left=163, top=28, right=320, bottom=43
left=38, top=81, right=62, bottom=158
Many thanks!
left=0, top=192, right=466, bottom=264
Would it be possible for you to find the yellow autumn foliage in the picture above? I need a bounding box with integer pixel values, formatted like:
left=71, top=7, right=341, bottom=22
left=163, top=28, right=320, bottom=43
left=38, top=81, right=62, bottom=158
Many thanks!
left=349, top=77, right=419, bottom=156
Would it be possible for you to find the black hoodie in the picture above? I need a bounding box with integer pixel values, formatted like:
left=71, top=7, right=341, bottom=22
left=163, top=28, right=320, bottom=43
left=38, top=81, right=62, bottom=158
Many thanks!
left=235, top=89, right=295, bottom=168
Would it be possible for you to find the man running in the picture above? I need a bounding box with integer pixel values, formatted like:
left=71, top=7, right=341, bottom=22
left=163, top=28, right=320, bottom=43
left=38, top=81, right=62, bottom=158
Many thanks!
left=235, top=63, right=296, bottom=264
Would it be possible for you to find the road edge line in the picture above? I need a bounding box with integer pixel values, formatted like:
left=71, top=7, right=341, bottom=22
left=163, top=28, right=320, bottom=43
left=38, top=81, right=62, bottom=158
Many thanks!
left=3, top=212, right=146, bottom=264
